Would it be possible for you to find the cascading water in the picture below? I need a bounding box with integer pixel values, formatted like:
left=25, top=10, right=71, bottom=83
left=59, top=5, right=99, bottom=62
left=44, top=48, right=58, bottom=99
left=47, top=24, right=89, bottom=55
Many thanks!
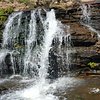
left=52, top=25, right=72, bottom=77
left=38, top=9, right=61, bottom=81
left=23, top=9, right=72, bottom=79
left=0, top=9, right=80, bottom=100
left=81, top=3, right=100, bottom=38
left=64, top=26, right=72, bottom=76
left=23, top=10, right=37, bottom=77
left=2, top=12, right=22, bottom=48
left=81, top=4, right=91, bottom=24
left=0, top=12, right=22, bottom=76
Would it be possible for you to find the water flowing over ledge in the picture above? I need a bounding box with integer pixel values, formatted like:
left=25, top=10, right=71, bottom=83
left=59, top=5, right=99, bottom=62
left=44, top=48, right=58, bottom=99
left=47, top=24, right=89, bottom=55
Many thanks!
left=0, top=2, right=100, bottom=100
left=0, top=8, right=73, bottom=78
left=0, top=9, right=78, bottom=100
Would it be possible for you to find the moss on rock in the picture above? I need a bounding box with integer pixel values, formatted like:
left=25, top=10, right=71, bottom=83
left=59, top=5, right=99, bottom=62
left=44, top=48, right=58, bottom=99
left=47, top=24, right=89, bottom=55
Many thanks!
left=18, top=0, right=29, bottom=4
left=0, top=6, right=14, bottom=25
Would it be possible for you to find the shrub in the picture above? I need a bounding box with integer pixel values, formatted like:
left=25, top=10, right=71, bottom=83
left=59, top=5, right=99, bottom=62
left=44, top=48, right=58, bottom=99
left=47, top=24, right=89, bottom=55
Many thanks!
left=0, top=7, right=14, bottom=15
left=18, top=0, right=29, bottom=4
left=88, top=62, right=97, bottom=69
left=0, top=7, right=14, bottom=25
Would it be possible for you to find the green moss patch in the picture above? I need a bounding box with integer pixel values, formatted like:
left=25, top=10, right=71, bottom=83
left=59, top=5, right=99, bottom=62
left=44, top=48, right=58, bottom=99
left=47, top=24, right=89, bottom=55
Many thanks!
left=0, top=6, right=14, bottom=25
left=18, top=0, right=29, bottom=4
left=0, top=7, right=14, bottom=15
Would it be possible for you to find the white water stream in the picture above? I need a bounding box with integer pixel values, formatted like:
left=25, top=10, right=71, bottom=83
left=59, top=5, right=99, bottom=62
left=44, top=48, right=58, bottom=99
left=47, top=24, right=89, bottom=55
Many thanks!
left=2, top=12, right=22, bottom=48
left=0, top=9, right=81, bottom=100
left=81, top=4, right=91, bottom=25
left=81, top=4, right=100, bottom=38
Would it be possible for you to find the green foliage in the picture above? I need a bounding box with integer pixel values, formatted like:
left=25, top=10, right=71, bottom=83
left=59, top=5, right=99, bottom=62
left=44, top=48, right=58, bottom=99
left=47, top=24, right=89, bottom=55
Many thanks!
left=9, top=0, right=14, bottom=3
left=0, top=7, right=14, bottom=25
left=0, top=16, right=7, bottom=25
left=0, top=7, right=14, bottom=15
left=88, top=62, right=97, bottom=69
left=4, top=7, right=14, bottom=14
left=0, top=9, right=4, bottom=15
left=18, top=0, right=29, bottom=4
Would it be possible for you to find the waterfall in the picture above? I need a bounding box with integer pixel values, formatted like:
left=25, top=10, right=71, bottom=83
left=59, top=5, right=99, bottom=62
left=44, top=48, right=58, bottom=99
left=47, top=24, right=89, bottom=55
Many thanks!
left=81, top=3, right=100, bottom=38
left=0, top=9, right=80, bottom=100
left=38, top=9, right=59, bottom=81
left=0, top=7, right=72, bottom=78
left=23, top=9, right=71, bottom=79
left=64, top=26, right=72, bottom=76
left=23, top=10, right=37, bottom=77
left=20, top=9, right=73, bottom=100
left=2, top=12, right=22, bottom=48
left=81, top=4, right=91, bottom=24
left=0, top=12, right=22, bottom=76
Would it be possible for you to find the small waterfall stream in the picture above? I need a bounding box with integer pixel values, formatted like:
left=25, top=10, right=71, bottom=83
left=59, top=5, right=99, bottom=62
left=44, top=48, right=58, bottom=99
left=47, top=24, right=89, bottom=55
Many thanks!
left=0, top=1, right=99, bottom=99
left=81, top=4, right=91, bottom=25
left=0, top=12, right=22, bottom=76
left=24, top=10, right=37, bottom=77
left=2, top=12, right=22, bottom=48
left=81, top=3, right=100, bottom=38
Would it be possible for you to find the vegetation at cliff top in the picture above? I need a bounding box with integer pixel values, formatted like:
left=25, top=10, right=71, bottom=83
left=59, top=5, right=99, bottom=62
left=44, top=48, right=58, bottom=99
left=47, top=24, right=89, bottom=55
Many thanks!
left=0, top=6, right=14, bottom=25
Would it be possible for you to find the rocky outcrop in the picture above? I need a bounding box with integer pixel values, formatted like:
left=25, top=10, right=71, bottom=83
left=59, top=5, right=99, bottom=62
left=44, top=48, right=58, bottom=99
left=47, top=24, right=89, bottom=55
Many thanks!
left=66, top=4, right=100, bottom=71
left=71, top=4, right=100, bottom=71
left=52, top=3, right=100, bottom=73
left=0, top=1, right=100, bottom=77
left=69, top=23, right=98, bottom=46
left=90, top=3, right=100, bottom=31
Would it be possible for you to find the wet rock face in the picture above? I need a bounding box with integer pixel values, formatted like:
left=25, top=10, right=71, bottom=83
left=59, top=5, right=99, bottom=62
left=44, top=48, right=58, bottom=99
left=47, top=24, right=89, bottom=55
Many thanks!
left=69, top=23, right=98, bottom=46
left=90, top=3, right=100, bottom=32
left=71, top=4, right=100, bottom=70
left=52, top=2, right=100, bottom=73
left=54, top=3, right=100, bottom=71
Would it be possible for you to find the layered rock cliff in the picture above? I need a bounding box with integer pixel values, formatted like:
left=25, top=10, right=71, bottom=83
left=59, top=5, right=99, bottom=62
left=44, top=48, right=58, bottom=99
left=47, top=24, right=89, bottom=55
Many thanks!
left=49, top=2, right=100, bottom=74
left=0, top=1, right=100, bottom=76
left=60, top=3, right=100, bottom=72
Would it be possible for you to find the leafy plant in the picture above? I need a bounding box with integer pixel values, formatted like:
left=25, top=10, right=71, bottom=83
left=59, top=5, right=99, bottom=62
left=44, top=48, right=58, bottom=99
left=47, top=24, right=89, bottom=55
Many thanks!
left=4, top=7, right=14, bottom=14
left=88, top=62, right=97, bottom=69
left=0, top=7, right=14, bottom=15
left=18, top=0, right=29, bottom=4
left=0, top=7, right=14, bottom=25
